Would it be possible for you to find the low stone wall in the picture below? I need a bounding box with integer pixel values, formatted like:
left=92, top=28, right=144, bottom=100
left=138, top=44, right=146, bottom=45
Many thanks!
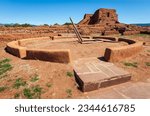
left=6, top=41, right=26, bottom=58
left=123, top=31, right=140, bottom=35
left=93, top=36, right=116, bottom=41
left=141, top=31, right=150, bottom=34
left=104, top=38, right=143, bottom=62
left=26, top=49, right=71, bottom=63
left=6, top=38, right=71, bottom=63
left=118, top=38, right=136, bottom=44
left=104, top=31, right=120, bottom=35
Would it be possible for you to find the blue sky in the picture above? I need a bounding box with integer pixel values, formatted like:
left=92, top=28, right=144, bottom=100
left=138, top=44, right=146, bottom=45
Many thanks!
left=0, top=0, right=149, bottom=25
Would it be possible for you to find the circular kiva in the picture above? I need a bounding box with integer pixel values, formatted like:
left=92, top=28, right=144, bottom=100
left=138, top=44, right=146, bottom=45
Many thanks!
left=6, top=37, right=71, bottom=63
left=6, top=36, right=143, bottom=63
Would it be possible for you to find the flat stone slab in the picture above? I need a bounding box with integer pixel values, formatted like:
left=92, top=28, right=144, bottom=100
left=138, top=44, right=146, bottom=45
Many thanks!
left=77, top=81, right=150, bottom=99
left=73, top=58, right=131, bottom=92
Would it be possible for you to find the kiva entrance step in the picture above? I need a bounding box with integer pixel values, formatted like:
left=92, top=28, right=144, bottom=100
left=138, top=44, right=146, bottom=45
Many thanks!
left=73, top=58, right=131, bottom=92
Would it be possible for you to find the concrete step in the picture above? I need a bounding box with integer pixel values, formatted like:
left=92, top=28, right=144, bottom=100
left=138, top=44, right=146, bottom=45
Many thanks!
left=73, top=58, right=131, bottom=92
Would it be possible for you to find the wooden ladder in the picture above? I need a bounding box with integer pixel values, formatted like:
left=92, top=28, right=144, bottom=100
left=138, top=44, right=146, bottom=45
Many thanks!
left=70, top=17, right=83, bottom=44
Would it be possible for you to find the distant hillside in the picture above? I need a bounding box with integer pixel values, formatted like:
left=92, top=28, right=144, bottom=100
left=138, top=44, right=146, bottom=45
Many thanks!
left=132, top=23, right=150, bottom=27
left=0, top=23, right=36, bottom=27
left=0, top=23, right=4, bottom=26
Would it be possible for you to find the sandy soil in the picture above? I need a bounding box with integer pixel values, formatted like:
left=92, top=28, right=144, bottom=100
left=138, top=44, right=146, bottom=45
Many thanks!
left=0, top=34, right=150, bottom=99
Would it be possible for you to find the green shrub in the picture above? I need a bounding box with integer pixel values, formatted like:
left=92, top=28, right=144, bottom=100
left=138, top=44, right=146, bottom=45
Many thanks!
left=63, top=22, right=72, bottom=25
left=0, top=58, right=13, bottom=76
left=145, top=62, right=150, bottom=66
left=124, top=62, right=138, bottom=67
left=23, top=88, right=34, bottom=99
left=14, top=93, right=20, bottom=99
left=30, top=74, right=39, bottom=82
left=32, top=85, right=42, bottom=93
left=4, top=23, right=34, bottom=27
left=66, top=71, right=74, bottom=77
left=0, top=86, right=7, bottom=92
left=0, top=58, right=11, bottom=64
left=13, top=78, right=27, bottom=89
left=46, top=83, right=52, bottom=88
left=23, top=85, right=43, bottom=99
left=66, top=89, right=72, bottom=97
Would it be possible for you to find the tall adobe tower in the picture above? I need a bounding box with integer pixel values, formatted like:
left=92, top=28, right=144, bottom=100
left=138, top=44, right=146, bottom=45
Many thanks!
left=79, top=8, right=119, bottom=25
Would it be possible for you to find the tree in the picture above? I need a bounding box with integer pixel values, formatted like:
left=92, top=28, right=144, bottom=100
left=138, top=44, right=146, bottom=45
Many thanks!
left=54, top=23, right=59, bottom=26
left=43, top=24, right=49, bottom=26
left=63, top=22, right=72, bottom=25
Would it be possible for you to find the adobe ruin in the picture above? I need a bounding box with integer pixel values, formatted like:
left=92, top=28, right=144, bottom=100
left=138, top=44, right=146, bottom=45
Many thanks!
left=0, top=8, right=148, bottom=40
left=79, top=8, right=119, bottom=25
left=78, top=8, right=141, bottom=35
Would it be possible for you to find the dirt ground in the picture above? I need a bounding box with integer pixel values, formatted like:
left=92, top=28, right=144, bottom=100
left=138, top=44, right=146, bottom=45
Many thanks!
left=22, top=39, right=127, bottom=60
left=0, top=34, right=150, bottom=99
